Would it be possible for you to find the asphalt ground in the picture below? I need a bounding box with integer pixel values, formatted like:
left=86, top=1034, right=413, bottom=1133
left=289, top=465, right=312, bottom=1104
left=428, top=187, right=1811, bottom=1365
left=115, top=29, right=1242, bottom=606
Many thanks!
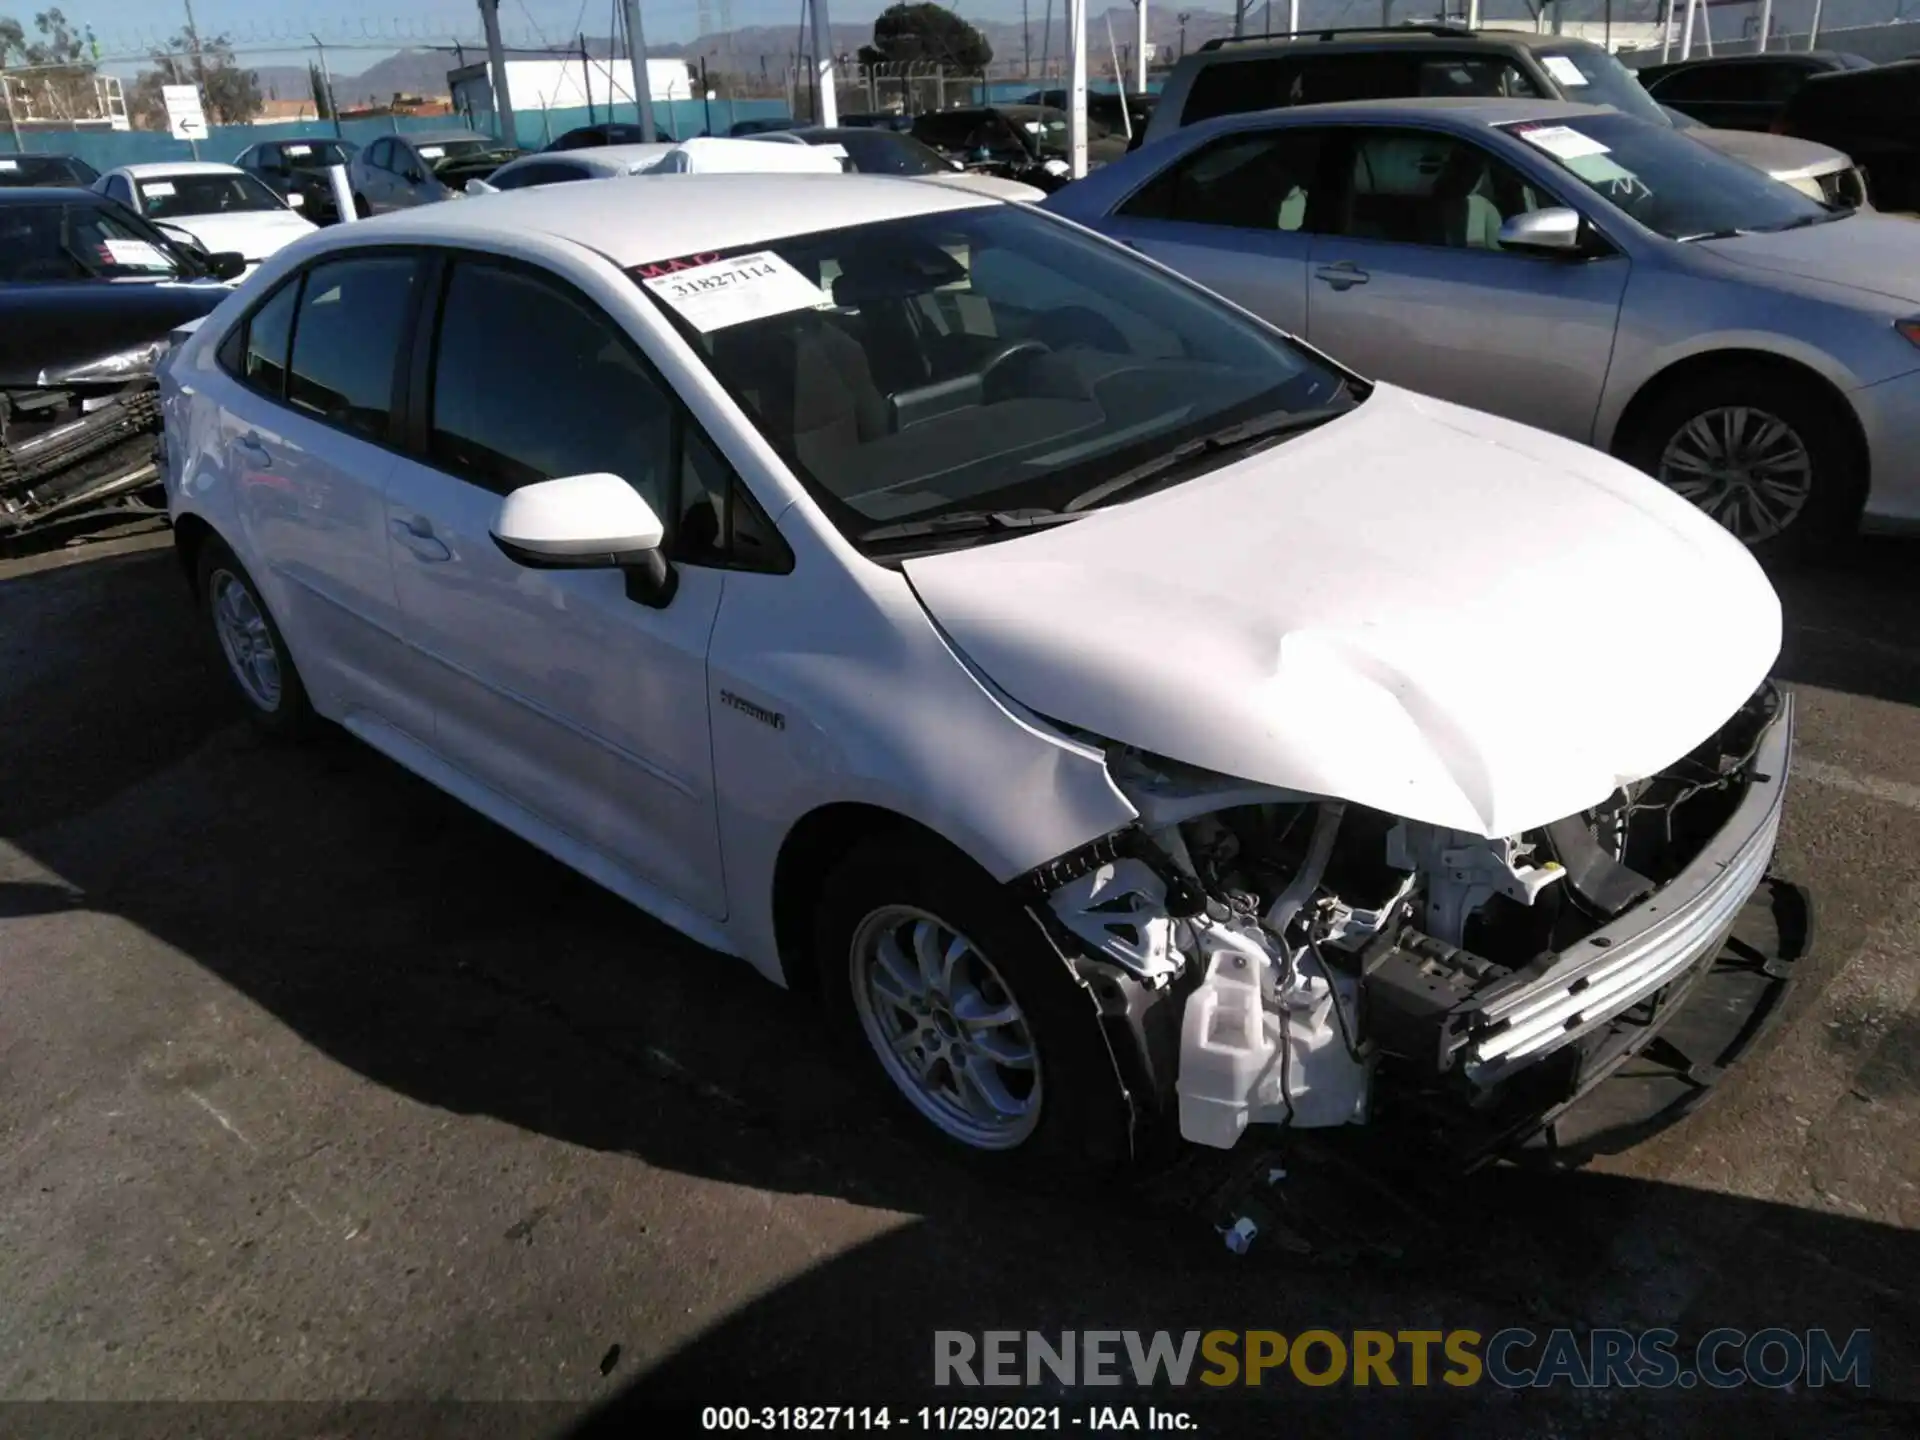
left=1, top=517, right=1917, bottom=1439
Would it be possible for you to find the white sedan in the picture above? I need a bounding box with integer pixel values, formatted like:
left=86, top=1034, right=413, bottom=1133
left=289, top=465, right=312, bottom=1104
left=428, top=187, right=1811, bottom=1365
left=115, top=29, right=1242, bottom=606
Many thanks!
left=94, top=161, right=315, bottom=276
left=160, top=176, right=1792, bottom=1179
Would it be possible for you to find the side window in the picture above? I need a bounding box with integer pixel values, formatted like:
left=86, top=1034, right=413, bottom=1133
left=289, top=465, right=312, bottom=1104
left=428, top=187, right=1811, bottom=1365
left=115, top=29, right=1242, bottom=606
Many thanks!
left=428, top=260, right=674, bottom=512
left=1292, top=54, right=1423, bottom=104
left=1331, top=129, right=1547, bottom=251
left=1418, top=57, right=1543, bottom=99
left=286, top=255, right=418, bottom=440
left=217, top=276, right=302, bottom=399
left=1120, top=129, right=1327, bottom=234
left=104, top=175, right=135, bottom=209
left=494, top=160, right=590, bottom=191
left=676, top=425, right=793, bottom=572
left=1183, top=59, right=1291, bottom=124
left=366, top=138, right=391, bottom=170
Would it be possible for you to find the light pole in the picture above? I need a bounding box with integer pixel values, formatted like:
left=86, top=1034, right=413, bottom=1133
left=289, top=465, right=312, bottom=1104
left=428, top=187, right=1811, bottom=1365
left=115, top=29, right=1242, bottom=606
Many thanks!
left=311, top=34, right=342, bottom=138
left=810, top=0, right=838, bottom=126
left=620, top=0, right=659, bottom=140
left=478, top=0, right=520, bottom=147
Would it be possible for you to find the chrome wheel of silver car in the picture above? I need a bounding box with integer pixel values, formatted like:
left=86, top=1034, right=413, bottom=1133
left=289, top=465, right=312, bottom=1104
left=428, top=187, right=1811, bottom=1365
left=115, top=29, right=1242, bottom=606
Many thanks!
left=210, top=568, right=282, bottom=712
left=1657, top=406, right=1814, bottom=545
left=849, top=904, right=1043, bottom=1150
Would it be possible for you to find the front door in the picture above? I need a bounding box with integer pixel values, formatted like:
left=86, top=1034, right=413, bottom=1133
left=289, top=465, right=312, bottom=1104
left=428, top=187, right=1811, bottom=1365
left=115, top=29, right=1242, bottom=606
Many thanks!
left=1304, top=125, right=1629, bottom=443
left=1096, top=126, right=1336, bottom=339
left=382, top=253, right=727, bottom=918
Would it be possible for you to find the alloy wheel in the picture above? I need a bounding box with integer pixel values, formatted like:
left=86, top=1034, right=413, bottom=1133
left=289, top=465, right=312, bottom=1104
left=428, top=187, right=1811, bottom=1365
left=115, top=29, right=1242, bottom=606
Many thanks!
left=1657, top=405, right=1814, bottom=544
left=848, top=904, right=1042, bottom=1150
left=210, top=569, right=282, bottom=712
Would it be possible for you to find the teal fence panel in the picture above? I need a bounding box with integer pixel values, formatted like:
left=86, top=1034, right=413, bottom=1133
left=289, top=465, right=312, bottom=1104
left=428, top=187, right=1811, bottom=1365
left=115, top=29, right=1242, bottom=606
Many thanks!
left=2, top=97, right=794, bottom=169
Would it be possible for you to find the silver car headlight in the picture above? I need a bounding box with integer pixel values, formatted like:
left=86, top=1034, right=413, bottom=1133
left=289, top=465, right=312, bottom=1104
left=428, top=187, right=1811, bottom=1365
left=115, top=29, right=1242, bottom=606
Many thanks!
left=37, top=340, right=168, bottom=386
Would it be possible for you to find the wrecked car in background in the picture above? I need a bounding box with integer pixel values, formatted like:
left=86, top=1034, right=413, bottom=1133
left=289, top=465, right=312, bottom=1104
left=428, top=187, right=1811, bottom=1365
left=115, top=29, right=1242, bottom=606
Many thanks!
left=1, top=188, right=237, bottom=537
left=160, top=178, right=1799, bottom=1185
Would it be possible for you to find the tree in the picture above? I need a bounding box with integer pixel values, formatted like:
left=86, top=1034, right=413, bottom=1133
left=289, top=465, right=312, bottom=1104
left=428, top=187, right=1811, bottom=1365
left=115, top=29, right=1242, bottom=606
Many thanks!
left=308, top=61, right=333, bottom=121
left=857, top=3, right=992, bottom=72
left=0, top=8, right=95, bottom=121
left=127, top=27, right=262, bottom=129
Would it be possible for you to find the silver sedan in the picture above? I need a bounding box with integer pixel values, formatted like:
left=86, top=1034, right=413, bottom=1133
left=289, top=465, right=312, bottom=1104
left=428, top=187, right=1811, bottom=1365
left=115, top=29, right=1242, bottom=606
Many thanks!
left=1047, top=97, right=1920, bottom=556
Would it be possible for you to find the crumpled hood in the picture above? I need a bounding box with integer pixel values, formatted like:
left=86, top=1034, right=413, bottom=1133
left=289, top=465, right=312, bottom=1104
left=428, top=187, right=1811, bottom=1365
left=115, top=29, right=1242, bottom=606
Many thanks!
left=165, top=210, right=315, bottom=262
left=1699, top=214, right=1920, bottom=306
left=903, top=385, right=1782, bottom=839
left=1685, top=126, right=1850, bottom=180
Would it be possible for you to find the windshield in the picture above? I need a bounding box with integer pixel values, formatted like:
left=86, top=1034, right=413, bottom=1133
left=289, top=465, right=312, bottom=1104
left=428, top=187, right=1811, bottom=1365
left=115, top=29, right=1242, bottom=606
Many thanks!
left=416, top=138, right=505, bottom=168
left=1536, top=44, right=1670, bottom=127
left=0, top=154, right=100, bottom=187
left=136, top=171, right=286, bottom=219
left=633, top=206, right=1353, bottom=545
left=278, top=141, right=355, bottom=168
left=0, top=200, right=196, bottom=282
left=1499, top=112, right=1832, bottom=239
left=1012, top=111, right=1070, bottom=156
left=832, top=131, right=954, bottom=176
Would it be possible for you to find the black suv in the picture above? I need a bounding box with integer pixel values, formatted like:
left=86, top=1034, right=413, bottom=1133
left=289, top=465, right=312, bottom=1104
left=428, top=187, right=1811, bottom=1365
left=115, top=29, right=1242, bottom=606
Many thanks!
left=1141, top=24, right=1677, bottom=147
left=1778, top=59, right=1920, bottom=213
left=1638, top=50, right=1875, bottom=132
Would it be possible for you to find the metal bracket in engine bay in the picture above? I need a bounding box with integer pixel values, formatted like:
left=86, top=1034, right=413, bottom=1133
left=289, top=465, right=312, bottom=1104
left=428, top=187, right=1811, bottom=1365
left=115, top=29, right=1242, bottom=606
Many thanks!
left=1386, top=822, right=1566, bottom=947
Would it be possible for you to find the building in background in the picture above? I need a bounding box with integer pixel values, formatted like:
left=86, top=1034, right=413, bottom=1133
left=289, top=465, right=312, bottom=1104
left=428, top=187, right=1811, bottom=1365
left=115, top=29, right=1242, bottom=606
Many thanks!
left=447, top=57, right=695, bottom=131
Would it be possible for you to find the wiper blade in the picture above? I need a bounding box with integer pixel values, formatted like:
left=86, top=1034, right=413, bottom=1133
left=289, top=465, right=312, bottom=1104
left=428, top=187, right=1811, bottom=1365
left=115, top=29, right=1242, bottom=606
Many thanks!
left=858, top=507, right=1084, bottom=545
left=1675, top=227, right=1750, bottom=243
left=1064, top=403, right=1353, bottom=513
left=1762, top=206, right=1855, bottom=231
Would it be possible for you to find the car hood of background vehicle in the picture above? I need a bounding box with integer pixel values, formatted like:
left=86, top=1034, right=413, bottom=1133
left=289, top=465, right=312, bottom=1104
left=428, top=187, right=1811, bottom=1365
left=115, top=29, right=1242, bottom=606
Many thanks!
left=903, top=385, right=1782, bottom=840
left=165, top=210, right=315, bottom=261
left=1686, top=126, right=1851, bottom=180
left=915, top=171, right=1049, bottom=203
left=1699, top=213, right=1920, bottom=305
left=0, top=281, right=231, bottom=384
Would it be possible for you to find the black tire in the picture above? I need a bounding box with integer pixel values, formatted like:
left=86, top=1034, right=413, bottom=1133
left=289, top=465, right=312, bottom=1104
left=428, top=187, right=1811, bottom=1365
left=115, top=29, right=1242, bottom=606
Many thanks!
left=816, top=833, right=1138, bottom=1186
left=352, top=193, right=371, bottom=218
left=1617, top=362, right=1864, bottom=564
left=195, top=539, right=317, bottom=739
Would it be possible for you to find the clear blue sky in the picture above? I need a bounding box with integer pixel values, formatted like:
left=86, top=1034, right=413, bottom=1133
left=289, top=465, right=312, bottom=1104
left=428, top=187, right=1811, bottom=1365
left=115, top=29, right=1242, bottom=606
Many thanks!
left=44, top=0, right=1062, bottom=75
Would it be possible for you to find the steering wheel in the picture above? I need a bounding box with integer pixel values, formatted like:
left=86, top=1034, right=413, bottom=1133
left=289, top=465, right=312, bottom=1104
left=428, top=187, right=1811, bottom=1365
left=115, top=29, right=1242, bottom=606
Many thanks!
left=978, top=339, right=1053, bottom=400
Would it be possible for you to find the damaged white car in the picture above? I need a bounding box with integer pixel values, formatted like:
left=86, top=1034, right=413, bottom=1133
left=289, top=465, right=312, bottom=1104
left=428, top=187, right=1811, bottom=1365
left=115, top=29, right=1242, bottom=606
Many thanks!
left=161, top=176, right=1799, bottom=1180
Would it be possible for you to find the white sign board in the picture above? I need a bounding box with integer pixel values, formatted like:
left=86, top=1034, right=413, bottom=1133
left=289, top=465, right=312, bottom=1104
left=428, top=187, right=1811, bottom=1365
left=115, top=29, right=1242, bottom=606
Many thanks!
left=162, top=84, right=207, bottom=141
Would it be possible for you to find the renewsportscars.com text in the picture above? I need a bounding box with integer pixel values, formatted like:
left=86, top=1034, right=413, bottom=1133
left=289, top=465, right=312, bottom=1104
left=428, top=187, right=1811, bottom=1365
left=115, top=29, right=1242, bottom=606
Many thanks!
left=934, top=1328, right=1872, bottom=1390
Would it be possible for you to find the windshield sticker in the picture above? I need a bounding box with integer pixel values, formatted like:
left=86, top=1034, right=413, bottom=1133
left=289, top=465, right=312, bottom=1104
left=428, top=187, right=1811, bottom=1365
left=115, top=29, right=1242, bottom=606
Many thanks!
left=1541, top=55, right=1591, bottom=88
left=286, top=144, right=312, bottom=156
left=99, top=238, right=174, bottom=270
left=143, top=180, right=177, bottom=196
left=1514, top=124, right=1610, bottom=161
left=1022, top=121, right=1044, bottom=134
left=0, top=159, right=17, bottom=170
left=417, top=146, right=445, bottom=160
left=642, top=250, right=829, bottom=332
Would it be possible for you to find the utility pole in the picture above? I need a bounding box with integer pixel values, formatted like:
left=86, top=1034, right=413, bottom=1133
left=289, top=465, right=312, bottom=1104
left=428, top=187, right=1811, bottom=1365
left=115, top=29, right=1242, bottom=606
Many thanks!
left=809, top=0, right=838, bottom=126
left=1134, top=0, right=1147, bottom=91
left=1067, top=0, right=1087, bottom=177
left=581, top=32, right=595, bottom=123
left=477, top=0, right=520, bottom=147
left=182, top=0, right=207, bottom=89
left=1755, top=0, right=1770, bottom=52
left=1023, top=0, right=1032, bottom=82
left=311, top=34, right=342, bottom=138
left=620, top=0, right=660, bottom=140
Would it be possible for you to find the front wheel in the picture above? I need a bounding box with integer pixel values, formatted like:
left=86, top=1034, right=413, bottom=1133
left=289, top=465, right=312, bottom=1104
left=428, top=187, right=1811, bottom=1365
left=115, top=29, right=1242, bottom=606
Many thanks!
left=816, top=835, right=1138, bottom=1184
left=196, top=540, right=316, bottom=738
left=1618, top=364, right=1863, bottom=562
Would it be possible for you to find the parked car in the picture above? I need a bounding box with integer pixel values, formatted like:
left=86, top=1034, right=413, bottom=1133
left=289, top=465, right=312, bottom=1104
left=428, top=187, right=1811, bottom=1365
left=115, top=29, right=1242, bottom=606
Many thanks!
left=471, top=144, right=678, bottom=192
left=728, top=117, right=803, bottom=137
left=92, top=163, right=316, bottom=277
left=233, top=138, right=361, bottom=224
left=836, top=111, right=915, bottom=132
left=1047, top=97, right=1920, bottom=556
left=0, top=152, right=100, bottom=187
left=1023, top=86, right=1157, bottom=144
left=160, top=175, right=1793, bottom=1181
left=545, top=122, right=677, bottom=150
left=1639, top=50, right=1874, bottom=132
left=752, top=126, right=1050, bottom=200
left=469, top=138, right=842, bottom=194
left=0, top=188, right=237, bottom=535
left=911, top=105, right=1104, bottom=191
left=1143, top=28, right=1872, bottom=209
left=1660, top=101, right=1867, bottom=208
left=1777, top=60, right=1920, bottom=214
left=346, top=130, right=524, bottom=214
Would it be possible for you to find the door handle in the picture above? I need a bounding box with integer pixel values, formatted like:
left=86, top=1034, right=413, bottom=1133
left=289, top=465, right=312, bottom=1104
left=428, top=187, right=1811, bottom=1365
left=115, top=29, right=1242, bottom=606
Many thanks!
left=236, top=431, right=271, bottom=466
left=1313, top=262, right=1370, bottom=290
left=390, top=515, right=451, bottom=562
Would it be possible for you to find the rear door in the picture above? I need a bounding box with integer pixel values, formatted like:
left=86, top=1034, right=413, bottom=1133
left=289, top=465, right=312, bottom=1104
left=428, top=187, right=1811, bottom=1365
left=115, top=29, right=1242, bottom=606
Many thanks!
left=380, top=251, right=729, bottom=917
left=1303, top=125, right=1627, bottom=442
left=1096, top=125, right=1336, bottom=338
left=203, top=250, right=433, bottom=738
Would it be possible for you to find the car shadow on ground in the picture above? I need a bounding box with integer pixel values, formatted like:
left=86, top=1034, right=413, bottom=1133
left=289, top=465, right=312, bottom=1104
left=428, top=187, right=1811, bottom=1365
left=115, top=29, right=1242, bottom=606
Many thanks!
left=1772, top=536, right=1920, bottom=710
left=3, top=539, right=1919, bottom=1435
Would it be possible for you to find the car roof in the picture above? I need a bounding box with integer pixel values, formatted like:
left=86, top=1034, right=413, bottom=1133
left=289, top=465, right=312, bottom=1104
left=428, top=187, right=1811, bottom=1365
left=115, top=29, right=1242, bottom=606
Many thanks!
left=1200, top=94, right=1614, bottom=126
left=118, top=161, right=245, bottom=178
left=1194, top=28, right=1603, bottom=56
left=328, top=172, right=993, bottom=266
left=791, top=127, right=898, bottom=143
left=395, top=129, right=490, bottom=145
left=0, top=185, right=105, bottom=205
left=539, top=143, right=676, bottom=170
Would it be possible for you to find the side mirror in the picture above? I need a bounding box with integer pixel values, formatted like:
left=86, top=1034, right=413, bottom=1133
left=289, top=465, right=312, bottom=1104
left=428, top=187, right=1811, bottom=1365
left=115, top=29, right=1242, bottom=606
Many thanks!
left=490, top=473, right=677, bottom=606
left=285, top=190, right=306, bottom=208
left=154, top=221, right=206, bottom=253
left=206, top=251, right=248, bottom=281
left=1497, top=206, right=1586, bottom=256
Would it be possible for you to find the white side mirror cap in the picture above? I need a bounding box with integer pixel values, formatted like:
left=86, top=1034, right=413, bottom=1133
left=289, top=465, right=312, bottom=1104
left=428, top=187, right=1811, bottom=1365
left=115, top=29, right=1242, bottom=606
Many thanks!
left=491, top=473, right=664, bottom=568
left=466, top=177, right=499, bottom=195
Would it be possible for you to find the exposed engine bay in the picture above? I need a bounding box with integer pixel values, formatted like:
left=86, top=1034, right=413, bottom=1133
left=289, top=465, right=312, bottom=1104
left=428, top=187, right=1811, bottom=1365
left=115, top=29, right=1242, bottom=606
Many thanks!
left=1026, top=685, right=1791, bottom=1157
left=0, top=377, right=166, bottom=534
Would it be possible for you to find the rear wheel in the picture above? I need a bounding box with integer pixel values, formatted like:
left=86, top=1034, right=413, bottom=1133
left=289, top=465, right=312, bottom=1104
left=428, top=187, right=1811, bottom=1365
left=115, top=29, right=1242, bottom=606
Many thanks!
left=196, top=540, right=316, bottom=738
left=1619, top=363, right=1863, bottom=562
left=815, top=834, right=1137, bottom=1184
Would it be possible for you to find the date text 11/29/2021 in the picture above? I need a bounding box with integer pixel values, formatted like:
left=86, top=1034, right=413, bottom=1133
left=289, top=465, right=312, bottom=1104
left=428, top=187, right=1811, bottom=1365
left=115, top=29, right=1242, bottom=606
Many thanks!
left=701, top=1407, right=1196, bottom=1432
